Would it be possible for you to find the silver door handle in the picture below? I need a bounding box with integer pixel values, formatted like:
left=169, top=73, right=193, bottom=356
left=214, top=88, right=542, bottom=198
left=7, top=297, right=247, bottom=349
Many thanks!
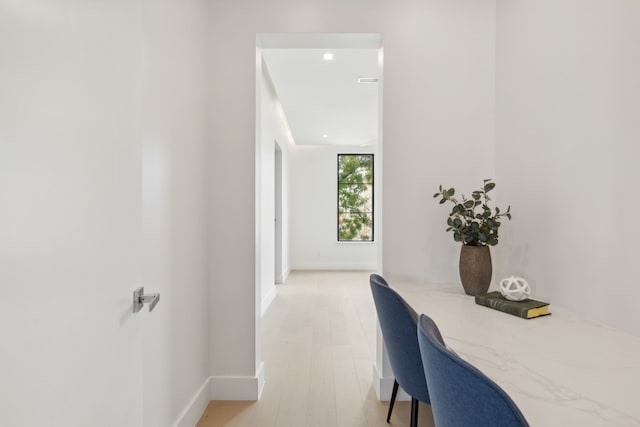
left=133, top=287, right=160, bottom=313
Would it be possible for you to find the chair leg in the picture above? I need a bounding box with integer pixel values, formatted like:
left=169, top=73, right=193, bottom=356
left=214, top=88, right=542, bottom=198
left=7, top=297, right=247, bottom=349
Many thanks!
left=386, top=379, right=399, bottom=423
left=410, top=398, right=419, bottom=427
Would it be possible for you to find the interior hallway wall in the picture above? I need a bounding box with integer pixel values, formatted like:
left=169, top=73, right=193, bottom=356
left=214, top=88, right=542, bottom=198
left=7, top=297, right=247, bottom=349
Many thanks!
left=496, top=0, right=640, bottom=336
left=208, top=0, right=497, bottom=396
left=258, top=60, right=291, bottom=316
left=289, top=144, right=378, bottom=271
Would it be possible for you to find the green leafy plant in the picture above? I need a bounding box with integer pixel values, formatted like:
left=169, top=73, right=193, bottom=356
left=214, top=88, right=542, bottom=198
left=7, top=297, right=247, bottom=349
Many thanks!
left=433, top=179, right=511, bottom=246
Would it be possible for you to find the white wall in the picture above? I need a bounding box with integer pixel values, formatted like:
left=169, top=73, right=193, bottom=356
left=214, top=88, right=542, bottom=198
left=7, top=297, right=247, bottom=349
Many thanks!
left=382, top=2, right=497, bottom=283
left=258, top=59, right=291, bottom=316
left=289, top=145, right=378, bottom=270
left=496, top=0, right=640, bottom=336
left=0, top=1, right=211, bottom=425
left=208, top=0, right=498, bottom=399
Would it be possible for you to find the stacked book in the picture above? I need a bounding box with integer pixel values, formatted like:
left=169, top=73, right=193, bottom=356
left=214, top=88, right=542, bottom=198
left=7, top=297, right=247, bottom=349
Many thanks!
left=475, top=292, right=550, bottom=319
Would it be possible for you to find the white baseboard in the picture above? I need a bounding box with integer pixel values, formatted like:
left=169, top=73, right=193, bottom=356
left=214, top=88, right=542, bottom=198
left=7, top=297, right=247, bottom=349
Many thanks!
left=372, top=363, right=410, bottom=401
left=256, top=362, right=265, bottom=399
left=261, top=286, right=277, bottom=316
left=210, top=365, right=264, bottom=400
left=174, top=365, right=265, bottom=426
left=276, top=267, right=290, bottom=284
left=172, top=376, right=211, bottom=427
left=291, top=262, right=377, bottom=271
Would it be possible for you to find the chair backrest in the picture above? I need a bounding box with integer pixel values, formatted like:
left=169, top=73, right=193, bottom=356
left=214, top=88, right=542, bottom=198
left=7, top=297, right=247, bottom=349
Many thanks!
left=370, top=274, right=419, bottom=322
left=369, top=274, right=430, bottom=403
left=417, top=314, right=530, bottom=427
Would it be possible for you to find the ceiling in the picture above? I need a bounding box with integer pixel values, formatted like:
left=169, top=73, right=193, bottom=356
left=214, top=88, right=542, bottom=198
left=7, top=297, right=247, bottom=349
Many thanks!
left=262, top=48, right=379, bottom=146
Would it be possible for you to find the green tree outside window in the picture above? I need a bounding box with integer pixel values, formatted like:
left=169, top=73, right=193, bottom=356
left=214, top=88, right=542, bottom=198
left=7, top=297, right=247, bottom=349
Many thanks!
left=338, top=154, right=374, bottom=241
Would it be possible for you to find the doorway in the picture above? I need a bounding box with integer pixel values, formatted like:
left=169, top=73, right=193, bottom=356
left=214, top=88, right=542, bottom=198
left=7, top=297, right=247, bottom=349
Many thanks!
left=255, top=32, right=384, bottom=398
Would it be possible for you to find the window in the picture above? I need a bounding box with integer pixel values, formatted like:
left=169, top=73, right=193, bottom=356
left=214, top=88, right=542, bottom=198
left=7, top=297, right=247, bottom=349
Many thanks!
left=337, top=154, right=374, bottom=241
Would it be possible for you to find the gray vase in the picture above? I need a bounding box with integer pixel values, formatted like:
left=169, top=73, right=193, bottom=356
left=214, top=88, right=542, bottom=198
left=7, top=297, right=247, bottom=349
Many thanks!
left=459, top=245, right=492, bottom=296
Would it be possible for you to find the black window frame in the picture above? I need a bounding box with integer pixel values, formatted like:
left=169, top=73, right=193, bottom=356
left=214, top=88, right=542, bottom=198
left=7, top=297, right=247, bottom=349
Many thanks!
left=337, top=153, right=374, bottom=242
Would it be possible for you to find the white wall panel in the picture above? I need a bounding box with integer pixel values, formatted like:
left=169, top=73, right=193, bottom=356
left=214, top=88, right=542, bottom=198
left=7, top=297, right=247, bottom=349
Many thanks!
left=496, top=0, right=640, bottom=335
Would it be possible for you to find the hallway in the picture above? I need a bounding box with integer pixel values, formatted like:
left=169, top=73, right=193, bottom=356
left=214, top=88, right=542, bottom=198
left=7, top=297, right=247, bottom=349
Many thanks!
left=196, top=271, right=434, bottom=426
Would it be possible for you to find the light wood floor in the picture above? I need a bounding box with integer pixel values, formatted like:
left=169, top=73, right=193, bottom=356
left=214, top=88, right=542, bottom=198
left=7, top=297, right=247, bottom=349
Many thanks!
left=196, top=271, right=434, bottom=427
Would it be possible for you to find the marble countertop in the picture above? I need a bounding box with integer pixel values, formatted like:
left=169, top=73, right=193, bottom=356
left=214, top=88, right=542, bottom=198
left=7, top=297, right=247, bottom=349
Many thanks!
left=390, top=278, right=640, bottom=427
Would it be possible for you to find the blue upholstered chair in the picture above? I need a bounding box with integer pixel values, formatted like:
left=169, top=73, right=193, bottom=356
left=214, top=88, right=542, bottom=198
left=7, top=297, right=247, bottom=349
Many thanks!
left=369, top=274, right=429, bottom=427
left=417, top=314, right=530, bottom=427
left=370, top=274, right=404, bottom=422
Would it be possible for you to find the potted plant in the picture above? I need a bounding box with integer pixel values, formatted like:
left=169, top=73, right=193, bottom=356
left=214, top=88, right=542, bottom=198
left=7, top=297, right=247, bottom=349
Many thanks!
left=433, top=179, right=511, bottom=295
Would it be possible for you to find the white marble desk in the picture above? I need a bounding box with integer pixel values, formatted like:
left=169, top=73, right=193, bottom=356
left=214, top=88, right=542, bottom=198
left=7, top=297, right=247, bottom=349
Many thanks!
left=390, top=278, right=640, bottom=427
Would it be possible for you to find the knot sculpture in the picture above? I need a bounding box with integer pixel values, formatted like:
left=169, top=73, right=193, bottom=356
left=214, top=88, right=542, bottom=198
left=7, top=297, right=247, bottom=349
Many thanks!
left=499, top=276, right=531, bottom=301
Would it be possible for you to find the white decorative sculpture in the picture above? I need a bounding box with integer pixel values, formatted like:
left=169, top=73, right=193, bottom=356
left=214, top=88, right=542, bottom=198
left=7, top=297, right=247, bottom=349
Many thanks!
left=499, top=276, right=531, bottom=301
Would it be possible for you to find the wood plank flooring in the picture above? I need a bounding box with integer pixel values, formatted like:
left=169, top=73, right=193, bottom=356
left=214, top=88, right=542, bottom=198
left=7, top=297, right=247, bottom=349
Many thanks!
left=196, top=271, right=434, bottom=427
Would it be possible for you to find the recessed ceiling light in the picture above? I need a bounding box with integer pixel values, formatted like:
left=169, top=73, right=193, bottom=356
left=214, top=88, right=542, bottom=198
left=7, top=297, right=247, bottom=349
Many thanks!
left=323, top=53, right=334, bottom=61
left=357, top=77, right=378, bottom=83
left=322, top=134, right=329, bottom=138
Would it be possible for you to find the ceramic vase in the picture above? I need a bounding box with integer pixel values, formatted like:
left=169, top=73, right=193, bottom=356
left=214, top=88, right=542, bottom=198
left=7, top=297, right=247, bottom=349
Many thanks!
left=459, top=245, right=492, bottom=296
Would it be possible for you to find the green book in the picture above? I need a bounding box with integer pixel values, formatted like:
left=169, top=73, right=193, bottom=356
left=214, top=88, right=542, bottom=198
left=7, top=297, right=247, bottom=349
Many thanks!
left=475, top=292, right=551, bottom=319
